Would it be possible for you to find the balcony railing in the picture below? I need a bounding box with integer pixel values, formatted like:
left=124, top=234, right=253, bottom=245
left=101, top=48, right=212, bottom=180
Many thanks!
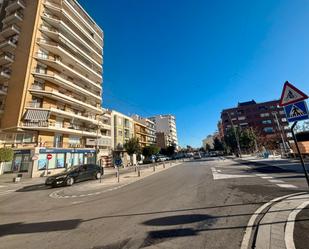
left=5, top=0, right=26, bottom=13
left=32, top=70, right=101, bottom=99
left=27, top=101, right=42, bottom=108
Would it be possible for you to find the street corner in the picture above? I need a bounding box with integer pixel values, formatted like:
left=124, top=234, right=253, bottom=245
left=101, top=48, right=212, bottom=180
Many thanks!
left=241, top=192, right=309, bottom=249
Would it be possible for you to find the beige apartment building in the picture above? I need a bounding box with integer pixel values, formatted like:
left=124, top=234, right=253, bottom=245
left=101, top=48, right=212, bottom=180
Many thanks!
left=111, top=110, right=134, bottom=151
left=0, top=0, right=105, bottom=177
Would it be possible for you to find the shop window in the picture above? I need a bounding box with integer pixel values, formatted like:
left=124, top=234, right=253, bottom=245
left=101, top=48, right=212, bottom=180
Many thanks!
left=56, top=154, right=65, bottom=168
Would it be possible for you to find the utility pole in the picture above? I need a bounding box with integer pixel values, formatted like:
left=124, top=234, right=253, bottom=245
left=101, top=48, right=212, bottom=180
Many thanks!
left=272, top=111, right=288, bottom=153
left=227, top=112, right=242, bottom=158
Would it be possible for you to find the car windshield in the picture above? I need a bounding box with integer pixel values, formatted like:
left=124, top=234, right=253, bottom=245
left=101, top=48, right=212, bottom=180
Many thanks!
left=64, top=165, right=80, bottom=172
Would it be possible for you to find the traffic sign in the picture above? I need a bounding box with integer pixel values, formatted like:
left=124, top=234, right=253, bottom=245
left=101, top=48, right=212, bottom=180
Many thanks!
left=114, top=158, right=122, bottom=167
left=47, top=154, right=52, bottom=160
left=279, top=81, right=308, bottom=106
left=284, top=100, right=309, bottom=123
left=32, top=155, right=38, bottom=161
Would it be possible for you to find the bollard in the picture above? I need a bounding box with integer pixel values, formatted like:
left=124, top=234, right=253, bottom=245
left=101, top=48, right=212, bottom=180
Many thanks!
left=138, top=165, right=141, bottom=177
left=163, top=162, right=165, bottom=168
left=153, top=163, right=156, bottom=172
left=117, top=167, right=120, bottom=183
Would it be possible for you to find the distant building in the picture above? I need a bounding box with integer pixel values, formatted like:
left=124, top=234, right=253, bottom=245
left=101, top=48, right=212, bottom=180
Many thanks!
left=131, top=115, right=156, bottom=147
left=220, top=100, right=291, bottom=148
left=148, top=114, right=178, bottom=147
left=156, top=132, right=170, bottom=149
left=202, top=135, right=214, bottom=150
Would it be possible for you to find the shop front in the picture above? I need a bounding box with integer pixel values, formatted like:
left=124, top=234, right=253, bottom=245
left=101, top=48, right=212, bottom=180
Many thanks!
left=31, top=148, right=96, bottom=177
left=2, top=149, right=32, bottom=175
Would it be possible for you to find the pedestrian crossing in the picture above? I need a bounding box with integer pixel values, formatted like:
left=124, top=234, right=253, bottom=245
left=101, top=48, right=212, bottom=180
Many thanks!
left=211, top=166, right=300, bottom=189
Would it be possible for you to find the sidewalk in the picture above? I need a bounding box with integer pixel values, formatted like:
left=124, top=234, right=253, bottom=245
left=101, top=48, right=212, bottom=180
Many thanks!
left=235, top=155, right=309, bottom=173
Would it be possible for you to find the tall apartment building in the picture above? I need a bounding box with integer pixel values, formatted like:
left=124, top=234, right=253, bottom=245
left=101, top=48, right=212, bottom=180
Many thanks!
left=111, top=110, right=134, bottom=151
left=0, top=0, right=104, bottom=177
left=220, top=100, right=291, bottom=148
left=148, top=114, right=178, bottom=147
left=132, top=115, right=156, bottom=147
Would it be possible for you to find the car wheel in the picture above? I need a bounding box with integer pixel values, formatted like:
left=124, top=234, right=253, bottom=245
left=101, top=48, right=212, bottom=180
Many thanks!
left=66, top=177, right=74, bottom=186
left=95, top=172, right=101, bottom=179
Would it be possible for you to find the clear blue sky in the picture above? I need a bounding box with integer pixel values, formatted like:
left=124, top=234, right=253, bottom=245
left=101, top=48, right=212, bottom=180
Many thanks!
left=79, top=0, right=309, bottom=147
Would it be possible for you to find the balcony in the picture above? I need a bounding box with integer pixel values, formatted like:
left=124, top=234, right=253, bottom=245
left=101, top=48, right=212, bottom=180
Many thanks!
left=0, top=38, right=17, bottom=53
left=39, top=25, right=102, bottom=70
left=0, top=53, right=14, bottom=65
left=29, top=88, right=102, bottom=113
left=22, top=120, right=99, bottom=137
left=26, top=104, right=102, bottom=126
left=0, top=24, right=21, bottom=38
left=0, top=85, right=8, bottom=95
left=36, top=40, right=102, bottom=81
left=41, top=12, right=102, bottom=63
left=63, top=0, right=103, bottom=44
left=5, top=0, right=26, bottom=13
left=2, top=10, right=24, bottom=24
left=32, top=69, right=101, bottom=100
left=34, top=48, right=102, bottom=90
left=44, top=0, right=102, bottom=52
left=0, top=68, right=11, bottom=79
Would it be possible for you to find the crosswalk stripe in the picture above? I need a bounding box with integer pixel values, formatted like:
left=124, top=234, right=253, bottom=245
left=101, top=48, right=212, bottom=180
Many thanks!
left=276, top=184, right=298, bottom=189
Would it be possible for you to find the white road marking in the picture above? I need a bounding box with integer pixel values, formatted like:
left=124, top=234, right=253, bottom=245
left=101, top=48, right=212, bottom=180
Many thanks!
left=285, top=200, right=309, bottom=249
left=277, top=184, right=298, bottom=189
left=261, top=176, right=273, bottom=179
left=240, top=192, right=307, bottom=249
left=0, top=189, right=15, bottom=196
left=256, top=174, right=268, bottom=177
left=268, top=179, right=284, bottom=183
left=211, top=167, right=254, bottom=180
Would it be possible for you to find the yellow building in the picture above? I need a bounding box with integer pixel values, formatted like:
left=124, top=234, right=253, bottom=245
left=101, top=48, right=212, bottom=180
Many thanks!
left=111, top=110, right=134, bottom=151
left=134, top=121, right=147, bottom=148
left=0, top=0, right=104, bottom=177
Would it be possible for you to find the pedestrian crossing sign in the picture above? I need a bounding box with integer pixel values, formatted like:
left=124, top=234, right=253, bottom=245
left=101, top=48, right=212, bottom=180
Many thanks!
left=279, top=81, right=308, bottom=106
left=284, top=100, right=309, bottom=123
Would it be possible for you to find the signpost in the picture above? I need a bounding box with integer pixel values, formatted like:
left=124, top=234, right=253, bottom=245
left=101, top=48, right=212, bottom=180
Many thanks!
left=45, top=154, right=52, bottom=176
left=279, top=81, right=309, bottom=188
left=114, top=158, right=122, bottom=183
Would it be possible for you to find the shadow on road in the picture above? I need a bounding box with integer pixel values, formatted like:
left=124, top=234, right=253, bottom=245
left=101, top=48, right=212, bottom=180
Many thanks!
left=0, top=219, right=82, bottom=237
left=15, top=184, right=52, bottom=192
left=143, top=214, right=214, bottom=226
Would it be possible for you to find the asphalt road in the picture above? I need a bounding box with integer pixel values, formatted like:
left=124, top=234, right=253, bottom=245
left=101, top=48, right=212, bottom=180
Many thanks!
left=0, top=158, right=308, bottom=249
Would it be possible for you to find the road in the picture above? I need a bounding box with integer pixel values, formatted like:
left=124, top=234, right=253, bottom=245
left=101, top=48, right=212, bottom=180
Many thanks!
left=0, top=158, right=308, bottom=249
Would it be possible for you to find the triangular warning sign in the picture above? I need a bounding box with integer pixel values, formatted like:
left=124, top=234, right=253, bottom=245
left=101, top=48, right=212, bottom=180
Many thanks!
left=279, top=81, right=308, bottom=106
left=289, top=105, right=305, bottom=117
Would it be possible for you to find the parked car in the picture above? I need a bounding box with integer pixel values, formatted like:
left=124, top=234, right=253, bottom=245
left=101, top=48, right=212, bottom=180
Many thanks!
left=45, top=164, right=103, bottom=187
left=193, top=153, right=202, bottom=159
left=143, top=155, right=156, bottom=164
left=156, top=155, right=168, bottom=162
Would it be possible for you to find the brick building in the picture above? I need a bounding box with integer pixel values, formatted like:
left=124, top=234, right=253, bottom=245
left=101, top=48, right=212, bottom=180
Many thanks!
left=220, top=100, right=291, bottom=149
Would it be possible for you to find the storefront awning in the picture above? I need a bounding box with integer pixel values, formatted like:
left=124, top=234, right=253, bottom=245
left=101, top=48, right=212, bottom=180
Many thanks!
left=24, top=110, right=50, bottom=121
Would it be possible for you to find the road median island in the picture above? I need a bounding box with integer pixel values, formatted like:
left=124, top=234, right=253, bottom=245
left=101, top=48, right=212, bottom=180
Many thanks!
left=49, top=161, right=184, bottom=199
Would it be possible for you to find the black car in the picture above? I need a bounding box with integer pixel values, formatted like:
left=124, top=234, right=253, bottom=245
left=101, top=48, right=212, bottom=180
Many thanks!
left=45, top=164, right=103, bottom=187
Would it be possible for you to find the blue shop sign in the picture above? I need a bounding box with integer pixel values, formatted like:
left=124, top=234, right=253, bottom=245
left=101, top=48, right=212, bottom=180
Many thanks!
left=39, top=148, right=96, bottom=154
left=14, top=150, right=31, bottom=155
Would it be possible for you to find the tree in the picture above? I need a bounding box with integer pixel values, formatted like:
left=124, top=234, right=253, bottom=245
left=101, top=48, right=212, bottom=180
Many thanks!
left=124, top=137, right=141, bottom=156
left=224, top=127, right=240, bottom=154
left=166, top=145, right=176, bottom=156
left=213, top=137, right=224, bottom=151
left=142, top=145, right=160, bottom=158
left=205, top=144, right=212, bottom=152
left=0, top=147, right=14, bottom=162
left=239, top=128, right=256, bottom=153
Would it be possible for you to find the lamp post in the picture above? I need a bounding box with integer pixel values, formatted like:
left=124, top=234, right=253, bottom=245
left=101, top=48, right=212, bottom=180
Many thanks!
left=227, top=112, right=242, bottom=157
left=272, top=111, right=288, bottom=153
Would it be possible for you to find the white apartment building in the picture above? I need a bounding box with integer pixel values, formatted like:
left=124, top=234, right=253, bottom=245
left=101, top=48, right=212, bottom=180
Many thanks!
left=148, top=114, right=178, bottom=147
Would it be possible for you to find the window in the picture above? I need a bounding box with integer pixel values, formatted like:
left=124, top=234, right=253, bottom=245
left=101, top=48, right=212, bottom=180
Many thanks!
left=118, top=117, right=122, bottom=125
left=118, top=130, right=123, bottom=136
left=69, top=136, right=80, bottom=145
left=279, top=110, right=285, bottom=115
left=238, top=116, right=246, bottom=121
left=262, top=120, right=272, bottom=124
left=54, top=134, right=63, bottom=148
left=263, top=127, right=274, bottom=133
left=258, top=106, right=268, bottom=111
left=260, top=113, right=270, bottom=117
left=282, top=118, right=287, bottom=122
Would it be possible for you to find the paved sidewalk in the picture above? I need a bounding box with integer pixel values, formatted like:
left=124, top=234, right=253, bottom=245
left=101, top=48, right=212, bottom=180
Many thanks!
left=255, top=193, right=309, bottom=249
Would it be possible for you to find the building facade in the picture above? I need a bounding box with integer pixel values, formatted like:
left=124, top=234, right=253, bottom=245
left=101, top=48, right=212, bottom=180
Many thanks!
left=111, top=110, right=134, bottom=151
left=202, top=135, right=214, bottom=150
left=156, top=132, right=169, bottom=149
left=220, top=100, right=291, bottom=149
left=0, top=0, right=104, bottom=177
left=132, top=115, right=156, bottom=147
left=148, top=114, right=178, bottom=147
